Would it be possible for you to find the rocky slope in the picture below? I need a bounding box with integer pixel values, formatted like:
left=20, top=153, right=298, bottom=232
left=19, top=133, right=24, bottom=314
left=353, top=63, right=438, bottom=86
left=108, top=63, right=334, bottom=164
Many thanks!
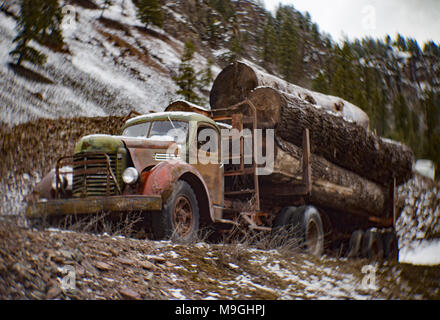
left=1, top=218, right=439, bottom=300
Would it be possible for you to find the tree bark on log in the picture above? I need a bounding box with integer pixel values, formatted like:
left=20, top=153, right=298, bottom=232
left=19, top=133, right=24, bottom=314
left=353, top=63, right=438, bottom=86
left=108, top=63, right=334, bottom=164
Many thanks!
left=263, top=137, right=389, bottom=218
left=248, top=87, right=414, bottom=186
left=210, top=61, right=370, bottom=129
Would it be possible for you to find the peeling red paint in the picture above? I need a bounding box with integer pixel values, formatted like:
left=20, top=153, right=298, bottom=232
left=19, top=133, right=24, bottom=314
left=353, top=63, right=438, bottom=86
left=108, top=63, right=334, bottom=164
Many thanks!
left=142, top=160, right=214, bottom=221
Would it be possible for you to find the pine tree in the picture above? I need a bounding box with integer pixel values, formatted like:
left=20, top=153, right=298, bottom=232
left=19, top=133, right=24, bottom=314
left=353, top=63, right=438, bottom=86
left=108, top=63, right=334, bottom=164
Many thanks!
left=423, top=41, right=440, bottom=57
left=311, top=22, right=320, bottom=43
left=395, top=34, right=407, bottom=51
left=10, top=0, right=64, bottom=66
left=135, top=0, right=163, bottom=28
left=276, top=7, right=302, bottom=83
left=100, top=0, right=114, bottom=18
left=227, top=33, right=243, bottom=61
left=206, top=13, right=221, bottom=46
left=424, top=90, right=439, bottom=140
left=38, top=0, right=64, bottom=51
left=207, top=0, right=234, bottom=21
left=258, top=16, right=277, bottom=66
left=199, top=58, right=214, bottom=89
left=391, top=93, right=413, bottom=145
left=407, top=38, right=421, bottom=57
left=312, top=71, right=329, bottom=94
left=173, top=39, right=202, bottom=104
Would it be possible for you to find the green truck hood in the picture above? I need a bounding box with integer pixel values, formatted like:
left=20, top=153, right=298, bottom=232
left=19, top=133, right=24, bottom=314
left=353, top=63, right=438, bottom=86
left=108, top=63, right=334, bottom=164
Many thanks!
left=74, top=134, right=124, bottom=154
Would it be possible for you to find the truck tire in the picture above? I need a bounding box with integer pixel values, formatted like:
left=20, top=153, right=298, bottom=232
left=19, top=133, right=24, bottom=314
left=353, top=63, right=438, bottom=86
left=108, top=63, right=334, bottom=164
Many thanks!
left=272, top=207, right=297, bottom=234
left=271, top=207, right=298, bottom=249
left=361, top=229, right=384, bottom=260
left=273, top=206, right=324, bottom=257
left=347, top=230, right=364, bottom=258
left=383, top=231, right=398, bottom=262
left=152, top=180, right=200, bottom=242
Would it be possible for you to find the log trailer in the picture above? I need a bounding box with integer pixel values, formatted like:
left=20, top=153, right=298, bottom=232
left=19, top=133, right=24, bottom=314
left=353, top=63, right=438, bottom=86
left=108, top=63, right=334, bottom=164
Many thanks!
left=26, top=100, right=401, bottom=260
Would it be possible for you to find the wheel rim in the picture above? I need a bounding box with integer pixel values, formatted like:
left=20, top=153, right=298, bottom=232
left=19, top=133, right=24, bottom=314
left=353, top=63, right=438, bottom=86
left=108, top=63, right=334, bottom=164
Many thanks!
left=172, top=195, right=194, bottom=238
left=306, top=220, right=321, bottom=256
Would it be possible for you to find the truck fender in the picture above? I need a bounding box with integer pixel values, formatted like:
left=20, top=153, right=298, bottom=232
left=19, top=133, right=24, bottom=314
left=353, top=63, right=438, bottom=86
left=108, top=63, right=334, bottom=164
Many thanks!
left=142, top=160, right=215, bottom=224
left=28, top=170, right=56, bottom=202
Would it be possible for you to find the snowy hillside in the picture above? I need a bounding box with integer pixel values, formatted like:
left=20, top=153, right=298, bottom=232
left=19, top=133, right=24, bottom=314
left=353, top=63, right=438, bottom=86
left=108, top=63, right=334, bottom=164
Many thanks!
left=0, top=0, right=219, bottom=126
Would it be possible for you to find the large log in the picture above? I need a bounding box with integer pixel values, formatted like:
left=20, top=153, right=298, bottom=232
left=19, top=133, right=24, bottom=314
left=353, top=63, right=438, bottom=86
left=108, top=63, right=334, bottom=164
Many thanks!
left=210, top=61, right=370, bottom=129
left=248, top=87, right=414, bottom=186
left=262, top=137, right=389, bottom=218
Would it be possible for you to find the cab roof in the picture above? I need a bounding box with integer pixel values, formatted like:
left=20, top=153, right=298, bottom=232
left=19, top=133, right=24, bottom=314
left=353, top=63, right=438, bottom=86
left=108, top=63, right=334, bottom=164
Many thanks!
left=123, top=111, right=218, bottom=130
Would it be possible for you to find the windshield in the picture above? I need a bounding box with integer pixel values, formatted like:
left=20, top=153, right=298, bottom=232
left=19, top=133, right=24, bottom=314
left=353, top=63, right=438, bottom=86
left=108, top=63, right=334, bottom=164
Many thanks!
left=123, top=122, right=151, bottom=138
left=123, top=120, right=189, bottom=144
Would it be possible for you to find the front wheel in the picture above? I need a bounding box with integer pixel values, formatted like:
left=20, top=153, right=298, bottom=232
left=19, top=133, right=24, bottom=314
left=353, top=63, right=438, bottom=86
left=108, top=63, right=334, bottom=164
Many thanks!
left=152, top=180, right=200, bottom=242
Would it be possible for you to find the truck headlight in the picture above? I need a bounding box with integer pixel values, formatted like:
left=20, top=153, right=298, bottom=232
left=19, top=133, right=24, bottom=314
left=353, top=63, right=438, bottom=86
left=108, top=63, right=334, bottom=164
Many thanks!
left=122, top=167, right=139, bottom=185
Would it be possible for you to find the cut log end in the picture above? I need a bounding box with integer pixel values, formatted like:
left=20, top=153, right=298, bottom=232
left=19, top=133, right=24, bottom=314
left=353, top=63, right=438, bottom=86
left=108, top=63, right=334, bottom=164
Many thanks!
left=248, top=87, right=414, bottom=187
left=210, top=61, right=370, bottom=129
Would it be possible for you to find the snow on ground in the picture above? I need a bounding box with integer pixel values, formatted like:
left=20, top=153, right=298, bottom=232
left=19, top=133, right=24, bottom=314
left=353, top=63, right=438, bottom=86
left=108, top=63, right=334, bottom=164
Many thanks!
left=399, top=240, right=440, bottom=266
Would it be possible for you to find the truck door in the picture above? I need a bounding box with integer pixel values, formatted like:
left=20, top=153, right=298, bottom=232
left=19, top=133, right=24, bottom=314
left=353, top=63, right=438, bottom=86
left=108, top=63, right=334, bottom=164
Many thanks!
left=192, top=123, right=223, bottom=207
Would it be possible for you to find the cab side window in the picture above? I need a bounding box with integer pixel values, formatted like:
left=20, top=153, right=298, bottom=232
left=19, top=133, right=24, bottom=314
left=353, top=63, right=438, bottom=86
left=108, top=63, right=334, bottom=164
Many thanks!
left=197, top=125, right=220, bottom=161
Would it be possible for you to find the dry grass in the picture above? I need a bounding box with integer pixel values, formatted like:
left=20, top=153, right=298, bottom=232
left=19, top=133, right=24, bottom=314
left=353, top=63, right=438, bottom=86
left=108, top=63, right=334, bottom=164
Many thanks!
left=29, top=211, right=146, bottom=239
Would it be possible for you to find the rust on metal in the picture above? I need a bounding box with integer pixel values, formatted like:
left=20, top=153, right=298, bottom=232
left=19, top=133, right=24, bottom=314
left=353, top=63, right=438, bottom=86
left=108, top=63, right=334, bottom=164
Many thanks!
left=240, top=212, right=272, bottom=232
left=165, top=100, right=210, bottom=117
left=142, top=160, right=216, bottom=222
left=26, top=195, right=162, bottom=219
left=122, top=110, right=142, bottom=123
left=210, top=99, right=261, bottom=213
left=123, top=137, right=175, bottom=176
left=55, top=152, right=121, bottom=199
left=191, top=121, right=224, bottom=208
left=172, top=195, right=195, bottom=237
left=368, top=215, right=393, bottom=228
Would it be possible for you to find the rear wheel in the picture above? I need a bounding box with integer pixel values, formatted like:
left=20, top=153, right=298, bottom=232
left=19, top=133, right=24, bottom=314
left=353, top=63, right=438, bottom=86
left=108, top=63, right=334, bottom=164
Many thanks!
left=347, top=230, right=364, bottom=258
left=152, top=180, right=199, bottom=242
left=361, top=229, right=384, bottom=260
left=272, top=206, right=324, bottom=257
left=383, top=231, right=398, bottom=261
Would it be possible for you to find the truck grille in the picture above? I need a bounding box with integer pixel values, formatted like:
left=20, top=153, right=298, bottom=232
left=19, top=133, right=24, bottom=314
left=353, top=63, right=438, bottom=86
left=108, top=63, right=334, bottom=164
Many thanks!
left=72, top=153, right=119, bottom=198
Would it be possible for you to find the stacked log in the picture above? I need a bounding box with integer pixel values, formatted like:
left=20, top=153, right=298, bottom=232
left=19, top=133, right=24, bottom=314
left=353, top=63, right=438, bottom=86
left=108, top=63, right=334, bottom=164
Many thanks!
left=211, top=62, right=415, bottom=217
left=210, top=61, right=370, bottom=129
left=268, top=137, right=389, bottom=218
left=397, top=173, right=440, bottom=245
left=248, top=87, right=414, bottom=187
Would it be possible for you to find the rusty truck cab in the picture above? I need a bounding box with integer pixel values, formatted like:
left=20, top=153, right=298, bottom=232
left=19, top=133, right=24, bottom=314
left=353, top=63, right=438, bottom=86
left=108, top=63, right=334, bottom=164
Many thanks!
left=26, top=110, right=224, bottom=241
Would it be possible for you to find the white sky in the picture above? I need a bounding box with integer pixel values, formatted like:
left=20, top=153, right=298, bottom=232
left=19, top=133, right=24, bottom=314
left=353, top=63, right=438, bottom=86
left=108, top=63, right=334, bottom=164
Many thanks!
left=263, top=0, right=440, bottom=44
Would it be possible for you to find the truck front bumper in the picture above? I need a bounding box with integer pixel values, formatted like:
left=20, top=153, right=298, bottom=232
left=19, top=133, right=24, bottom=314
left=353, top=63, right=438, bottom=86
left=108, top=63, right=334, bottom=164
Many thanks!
left=26, top=195, right=162, bottom=219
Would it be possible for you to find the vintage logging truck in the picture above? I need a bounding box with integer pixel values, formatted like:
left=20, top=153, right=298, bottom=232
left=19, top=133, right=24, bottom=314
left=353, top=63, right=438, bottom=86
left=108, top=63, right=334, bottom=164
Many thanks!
left=26, top=98, right=403, bottom=260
